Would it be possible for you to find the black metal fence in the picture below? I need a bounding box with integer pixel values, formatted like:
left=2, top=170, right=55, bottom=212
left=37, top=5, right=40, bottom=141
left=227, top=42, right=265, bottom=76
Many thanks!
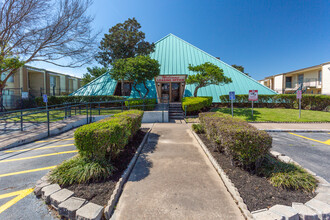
left=0, top=97, right=169, bottom=136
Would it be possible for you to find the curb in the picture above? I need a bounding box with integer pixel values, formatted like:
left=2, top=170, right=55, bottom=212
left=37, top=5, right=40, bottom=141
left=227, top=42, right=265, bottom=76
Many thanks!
left=189, top=129, right=253, bottom=220
left=262, top=129, right=330, bottom=132
left=34, top=126, right=153, bottom=220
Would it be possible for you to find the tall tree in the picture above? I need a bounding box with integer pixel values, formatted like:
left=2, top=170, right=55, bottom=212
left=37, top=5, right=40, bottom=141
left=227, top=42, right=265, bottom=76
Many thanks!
left=231, top=64, right=250, bottom=76
left=110, top=56, right=160, bottom=98
left=96, top=18, right=155, bottom=95
left=187, top=62, right=232, bottom=97
left=82, top=66, right=108, bottom=86
left=0, top=0, right=98, bottom=110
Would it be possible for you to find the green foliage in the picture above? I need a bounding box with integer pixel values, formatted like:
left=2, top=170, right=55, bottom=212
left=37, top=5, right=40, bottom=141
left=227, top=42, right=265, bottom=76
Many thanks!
left=258, top=155, right=317, bottom=192
left=96, top=17, right=155, bottom=66
left=74, top=110, right=143, bottom=161
left=192, top=123, right=204, bottom=134
left=231, top=64, right=250, bottom=76
left=0, top=56, right=25, bottom=90
left=125, top=98, right=157, bottom=110
left=199, top=112, right=272, bottom=171
left=49, top=155, right=115, bottom=186
left=82, top=66, right=108, bottom=86
left=182, top=96, right=213, bottom=114
left=219, top=94, right=330, bottom=111
left=110, top=55, right=160, bottom=98
left=186, top=62, right=232, bottom=97
left=35, top=95, right=124, bottom=106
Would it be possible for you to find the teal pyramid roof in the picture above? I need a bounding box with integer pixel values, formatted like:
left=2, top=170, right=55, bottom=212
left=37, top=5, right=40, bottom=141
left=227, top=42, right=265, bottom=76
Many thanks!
left=72, top=33, right=276, bottom=101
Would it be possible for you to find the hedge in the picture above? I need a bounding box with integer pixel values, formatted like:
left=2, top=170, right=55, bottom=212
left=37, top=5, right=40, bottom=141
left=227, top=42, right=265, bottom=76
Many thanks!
left=182, top=96, right=213, bottom=114
left=199, top=112, right=272, bottom=171
left=125, top=98, right=157, bottom=111
left=219, top=94, right=330, bottom=111
left=74, top=110, right=144, bottom=161
left=35, top=95, right=125, bottom=107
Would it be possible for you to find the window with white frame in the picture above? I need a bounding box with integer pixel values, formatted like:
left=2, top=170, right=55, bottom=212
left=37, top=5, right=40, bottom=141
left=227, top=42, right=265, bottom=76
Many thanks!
left=318, top=70, right=322, bottom=85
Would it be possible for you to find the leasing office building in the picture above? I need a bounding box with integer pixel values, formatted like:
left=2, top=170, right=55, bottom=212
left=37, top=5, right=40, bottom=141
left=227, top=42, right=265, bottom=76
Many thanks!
left=72, top=34, right=276, bottom=102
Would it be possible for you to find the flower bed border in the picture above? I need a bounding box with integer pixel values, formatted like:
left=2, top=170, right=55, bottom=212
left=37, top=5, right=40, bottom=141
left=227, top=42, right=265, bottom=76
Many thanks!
left=34, top=125, right=153, bottom=220
left=189, top=127, right=330, bottom=220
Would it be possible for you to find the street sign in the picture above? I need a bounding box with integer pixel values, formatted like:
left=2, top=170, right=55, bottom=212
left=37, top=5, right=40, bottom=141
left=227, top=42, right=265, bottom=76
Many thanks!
left=248, top=90, right=258, bottom=101
left=229, top=91, right=235, bottom=100
left=43, top=94, right=48, bottom=103
left=297, top=90, right=302, bottom=99
left=21, top=92, right=28, bottom=99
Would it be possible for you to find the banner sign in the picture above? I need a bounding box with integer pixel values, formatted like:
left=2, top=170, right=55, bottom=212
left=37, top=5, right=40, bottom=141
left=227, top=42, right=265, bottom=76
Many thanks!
left=155, top=75, right=186, bottom=82
left=296, top=90, right=302, bottom=99
left=22, top=92, right=29, bottom=99
left=229, top=91, right=235, bottom=100
left=248, top=90, right=258, bottom=101
left=43, top=94, right=48, bottom=103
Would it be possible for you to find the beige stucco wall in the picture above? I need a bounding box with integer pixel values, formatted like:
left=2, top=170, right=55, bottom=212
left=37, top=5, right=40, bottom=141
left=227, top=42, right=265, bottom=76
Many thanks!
left=321, top=63, right=330, bottom=95
left=274, top=75, right=283, bottom=93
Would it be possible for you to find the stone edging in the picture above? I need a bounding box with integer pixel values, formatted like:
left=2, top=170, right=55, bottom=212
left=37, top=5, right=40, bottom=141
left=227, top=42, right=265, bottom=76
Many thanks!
left=189, top=129, right=253, bottom=220
left=33, top=126, right=153, bottom=220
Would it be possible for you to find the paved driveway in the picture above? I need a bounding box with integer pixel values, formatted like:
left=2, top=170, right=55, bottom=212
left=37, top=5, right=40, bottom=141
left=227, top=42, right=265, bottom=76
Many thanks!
left=0, top=130, right=77, bottom=219
left=270, top=132, right=330, bottom=182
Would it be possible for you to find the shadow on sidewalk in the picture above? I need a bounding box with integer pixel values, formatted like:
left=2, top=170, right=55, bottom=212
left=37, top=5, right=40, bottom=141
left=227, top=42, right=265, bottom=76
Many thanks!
left=128, top=132, right=160, bottom=182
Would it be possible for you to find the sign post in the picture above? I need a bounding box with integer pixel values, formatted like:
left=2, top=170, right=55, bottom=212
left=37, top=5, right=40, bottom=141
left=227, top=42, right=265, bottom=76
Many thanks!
left=43, top=94, right=49, bottom=136
left=248, top=90, right=258, bottom=119
left=297, top=90, right=302, bottom=119
left=229, top=91, right=235, bottom=117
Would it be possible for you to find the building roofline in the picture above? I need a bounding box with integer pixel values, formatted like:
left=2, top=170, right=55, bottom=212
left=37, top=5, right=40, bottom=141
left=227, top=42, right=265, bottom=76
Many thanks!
left=259, top=61, right=330, bottom=81
left=24, top=64, right=81, bottom=79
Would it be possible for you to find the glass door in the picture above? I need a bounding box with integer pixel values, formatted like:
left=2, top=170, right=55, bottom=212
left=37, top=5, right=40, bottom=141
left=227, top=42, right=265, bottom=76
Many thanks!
left=161, top=83, right=170, bottom=103
left=171, top=83, right=180, bottom=102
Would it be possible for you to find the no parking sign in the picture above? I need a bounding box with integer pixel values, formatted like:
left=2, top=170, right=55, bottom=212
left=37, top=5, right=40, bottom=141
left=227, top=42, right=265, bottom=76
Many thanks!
left=248, top=90, right=258, bottom=101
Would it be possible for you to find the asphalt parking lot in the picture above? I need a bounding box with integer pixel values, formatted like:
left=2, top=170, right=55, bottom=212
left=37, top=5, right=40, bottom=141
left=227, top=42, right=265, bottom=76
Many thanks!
left=270, top=132, right=330, bottom=182
left=0, top=129, right=77, bottom=220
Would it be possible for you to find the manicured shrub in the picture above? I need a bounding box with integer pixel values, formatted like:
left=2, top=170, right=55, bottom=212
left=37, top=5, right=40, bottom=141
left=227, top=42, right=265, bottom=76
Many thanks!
left=182, top=96, right=213, bottom=114
left=74, top=110, right=144, bottom=161
left=219, top=94, right=330, bottom=111
left=199, top=112, right=272, bottom=171
left=192, top=123, right=204, bottom=134
left=35, top=95, right=124, bottom=107
left=125, top=98, right=157, bottom=111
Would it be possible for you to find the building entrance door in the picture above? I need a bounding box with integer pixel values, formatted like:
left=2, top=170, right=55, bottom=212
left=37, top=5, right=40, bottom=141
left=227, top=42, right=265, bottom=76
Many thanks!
left=161, top=83, right=170, bottom=102
left=171, top=83, right=180, bottom=102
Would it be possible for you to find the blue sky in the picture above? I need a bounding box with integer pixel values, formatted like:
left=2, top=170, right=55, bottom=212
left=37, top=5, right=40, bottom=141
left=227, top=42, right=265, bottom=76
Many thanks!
left=32, top=0, right=330, bottom=80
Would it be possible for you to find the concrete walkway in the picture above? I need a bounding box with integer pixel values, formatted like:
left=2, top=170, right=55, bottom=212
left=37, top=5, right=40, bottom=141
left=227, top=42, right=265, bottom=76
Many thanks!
left=113, top=123, right=244, bottom=220
left=250, top=122, right=330, bottom=131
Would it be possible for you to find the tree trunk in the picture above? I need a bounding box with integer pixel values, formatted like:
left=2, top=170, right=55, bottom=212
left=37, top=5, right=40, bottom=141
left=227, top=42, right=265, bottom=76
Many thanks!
left=143, top=81, right=149, bottom=98
left=133, top=83, right=143, bottom=98
left=121, top=79, right=125, bottom=96
left=193, top=85, right=201, bottom=97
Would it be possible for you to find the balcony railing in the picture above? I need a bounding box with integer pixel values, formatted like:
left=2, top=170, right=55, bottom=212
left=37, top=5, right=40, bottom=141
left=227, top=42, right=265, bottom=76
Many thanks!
left=285, top=78, right=318, bottom=90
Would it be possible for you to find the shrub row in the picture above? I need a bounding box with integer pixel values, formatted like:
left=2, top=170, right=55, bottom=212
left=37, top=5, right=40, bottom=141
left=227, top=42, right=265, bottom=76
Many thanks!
left=219, top=94, right=330, bottom=111
left=35, top=95, right=125, bottom=107
left=125, top=98, right=157, bottom=111
left=182, top=96, right=213, bottom=114
left=199, top=112, right=272, bottom=171
left=74, top=110, right=144, bottom=161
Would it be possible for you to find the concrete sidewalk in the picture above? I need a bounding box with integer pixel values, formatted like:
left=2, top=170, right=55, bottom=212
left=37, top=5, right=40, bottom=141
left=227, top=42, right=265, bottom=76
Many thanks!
left=250, top=122, right=330, bottom=132
left=113, top=123, right=244, bottom=220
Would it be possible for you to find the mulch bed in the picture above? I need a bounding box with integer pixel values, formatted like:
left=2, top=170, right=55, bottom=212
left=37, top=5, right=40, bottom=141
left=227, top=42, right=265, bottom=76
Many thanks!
left=66, top=128, right=148, bottom=206
left=197, top=133, right=315, bottom=212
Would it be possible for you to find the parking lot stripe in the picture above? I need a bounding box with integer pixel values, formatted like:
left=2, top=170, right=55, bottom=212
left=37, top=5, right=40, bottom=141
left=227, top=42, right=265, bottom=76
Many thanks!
left=4, top=144, right=74, bottom=153
left=0, top=166, right=56, bottom=178
left=35, top=138, right=74, bottom=143
left=289, top=133, right=330, bottom=145
left=0, top=150, right=78, bottom=163
left=0, top=188, right=34, bottom=214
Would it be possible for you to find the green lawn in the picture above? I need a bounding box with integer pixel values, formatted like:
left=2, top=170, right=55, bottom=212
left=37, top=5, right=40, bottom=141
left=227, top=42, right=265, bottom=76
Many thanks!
left=2, top=109, right=123, bottom=122
left=211, top=108, right=330, bottom=122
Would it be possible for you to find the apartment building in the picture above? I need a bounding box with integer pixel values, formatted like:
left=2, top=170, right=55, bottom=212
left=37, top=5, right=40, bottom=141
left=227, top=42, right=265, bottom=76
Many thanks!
left=1, top=65, right=82, bottom=109
left=259, top=62, right=330, bottom=95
